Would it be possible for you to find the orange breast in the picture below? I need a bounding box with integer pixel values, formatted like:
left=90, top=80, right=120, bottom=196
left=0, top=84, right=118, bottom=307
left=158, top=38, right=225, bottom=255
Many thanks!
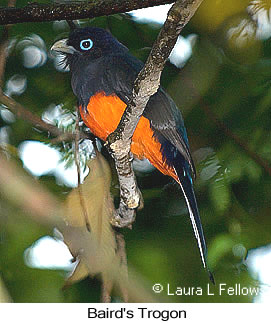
left=80, top=92, right=178, bottom=181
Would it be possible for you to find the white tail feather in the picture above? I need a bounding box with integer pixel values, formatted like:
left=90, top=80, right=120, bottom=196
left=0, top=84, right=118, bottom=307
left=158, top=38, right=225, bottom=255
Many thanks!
left=174, top=167, right=206, bottom=268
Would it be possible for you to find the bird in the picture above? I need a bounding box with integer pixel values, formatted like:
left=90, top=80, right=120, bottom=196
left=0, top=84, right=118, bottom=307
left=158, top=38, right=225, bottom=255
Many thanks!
left=51, top=26, right=214, bottom=283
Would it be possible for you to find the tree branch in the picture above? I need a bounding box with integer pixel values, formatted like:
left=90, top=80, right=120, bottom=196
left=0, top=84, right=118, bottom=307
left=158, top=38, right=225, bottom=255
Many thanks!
left=0, top=91, right=91, bottom=142
left=200, top=102, right=271, bottom=177
left=180, top=68, right=271, bottom=177
left=0, top=0, right=174, bottom=25
left=107, top=0, right=204, bottom=227
left=74, top=106, right=91, bottom=232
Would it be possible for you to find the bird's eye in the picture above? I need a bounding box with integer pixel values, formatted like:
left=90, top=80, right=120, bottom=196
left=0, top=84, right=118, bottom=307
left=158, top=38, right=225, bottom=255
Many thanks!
left=80, top=39, right=93, bottom=51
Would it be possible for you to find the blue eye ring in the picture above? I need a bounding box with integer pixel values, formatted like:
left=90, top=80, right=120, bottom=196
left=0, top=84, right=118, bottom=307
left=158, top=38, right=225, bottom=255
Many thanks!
left=80, top=38, right=93, bottom=51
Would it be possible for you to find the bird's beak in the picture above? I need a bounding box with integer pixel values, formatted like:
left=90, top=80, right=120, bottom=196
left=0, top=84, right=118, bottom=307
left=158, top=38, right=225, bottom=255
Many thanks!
left=51, top=38, right=76, bottom=55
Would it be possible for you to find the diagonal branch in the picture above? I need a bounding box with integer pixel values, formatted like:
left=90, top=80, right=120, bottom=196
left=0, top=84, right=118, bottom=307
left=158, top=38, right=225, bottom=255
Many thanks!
left=0, top=91, right=91, bottom=142
left=74, top=106, right=91, bottom=232
left=107, top=0, right=204, bottom=227
left=0, top=0, right=174, bottom=25
left=200, top=102, right=271, bottom=177
left=182, top=72, right=271, bottom=177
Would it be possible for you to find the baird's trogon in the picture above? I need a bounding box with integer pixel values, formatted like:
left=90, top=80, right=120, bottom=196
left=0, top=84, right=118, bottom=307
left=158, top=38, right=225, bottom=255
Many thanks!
left=51, top=27, right=213, bottom=282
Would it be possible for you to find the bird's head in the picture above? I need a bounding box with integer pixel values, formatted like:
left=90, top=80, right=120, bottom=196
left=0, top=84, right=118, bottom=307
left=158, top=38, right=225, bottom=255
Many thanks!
left=51, top=27, right=128, bottom=65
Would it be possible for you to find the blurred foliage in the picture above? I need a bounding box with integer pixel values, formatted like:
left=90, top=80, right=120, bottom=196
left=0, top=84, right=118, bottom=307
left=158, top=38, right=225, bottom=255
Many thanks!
left=0, top=0, right=271, bottom=302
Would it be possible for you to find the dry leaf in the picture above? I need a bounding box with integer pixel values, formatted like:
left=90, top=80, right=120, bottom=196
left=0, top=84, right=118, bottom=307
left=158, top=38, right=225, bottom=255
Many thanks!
left=63, top=260, right=89, bottom=288
left=61, top=154, right=117, bottom=282
left=0, top=276, right=12, bottom=303
left=59, top=154, right=158, bottom=302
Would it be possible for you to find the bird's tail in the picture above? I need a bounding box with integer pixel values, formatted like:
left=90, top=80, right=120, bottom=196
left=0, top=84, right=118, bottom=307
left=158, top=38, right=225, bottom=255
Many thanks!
left=174, top=166, right=215, bottom=284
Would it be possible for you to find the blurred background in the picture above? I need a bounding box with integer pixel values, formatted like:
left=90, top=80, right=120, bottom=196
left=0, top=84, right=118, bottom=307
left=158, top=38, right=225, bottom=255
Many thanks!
left=0, top=0, right=271, bottom=303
